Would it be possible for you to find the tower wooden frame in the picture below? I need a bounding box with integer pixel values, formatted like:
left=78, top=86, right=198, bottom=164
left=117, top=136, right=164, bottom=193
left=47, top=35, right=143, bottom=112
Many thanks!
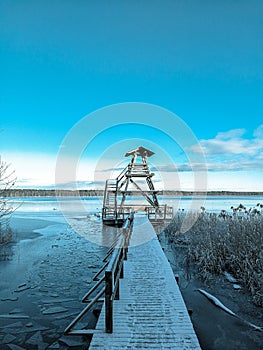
left=102, top=146, right=173, bottom=226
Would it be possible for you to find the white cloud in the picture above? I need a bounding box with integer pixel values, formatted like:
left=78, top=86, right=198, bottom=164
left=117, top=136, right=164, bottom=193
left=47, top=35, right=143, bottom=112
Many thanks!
left=216, top=128, right=246, bottom=140
left=2, top=124, right=263, bottom=192
left=253, top=124, right=263, bottom=138
left=192, top=125, right=263, bottom=166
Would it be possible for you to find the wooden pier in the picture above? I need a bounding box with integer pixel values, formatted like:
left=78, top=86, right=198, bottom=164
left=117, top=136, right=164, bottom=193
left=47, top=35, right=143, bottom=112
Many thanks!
left=89, top=216, right=201, bottom=349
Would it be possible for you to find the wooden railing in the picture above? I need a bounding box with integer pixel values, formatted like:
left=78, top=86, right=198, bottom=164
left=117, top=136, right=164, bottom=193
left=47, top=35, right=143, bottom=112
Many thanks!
left=105, top=213, right=133, bottom=333
left=64, top=211, right=134, bottom=336
left=145, top=204, right=173, bottom=222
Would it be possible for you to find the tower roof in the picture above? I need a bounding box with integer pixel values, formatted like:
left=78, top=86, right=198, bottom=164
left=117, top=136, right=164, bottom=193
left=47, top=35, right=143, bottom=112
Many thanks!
left=125, top=146, right=154, bottom=158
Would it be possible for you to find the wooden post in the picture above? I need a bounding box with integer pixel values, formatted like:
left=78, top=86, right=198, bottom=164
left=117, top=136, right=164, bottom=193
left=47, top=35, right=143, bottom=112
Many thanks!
left=105, top=270, right=113, bottom=333
left=120, top=248, right=124, bottom=279
left=115, top=279, right=120, bottom=300
left=123, top=228, right=128, bottom=260
left=124, top=245, right=128, bottom=260
left=115, top=265, right=120, bottom=300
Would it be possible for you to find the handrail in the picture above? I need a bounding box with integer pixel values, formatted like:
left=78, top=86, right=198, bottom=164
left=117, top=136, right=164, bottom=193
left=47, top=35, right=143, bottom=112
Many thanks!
left=92, top=261, right=109, bottom=281
left=116, top=165, right=128, bottom=183
left=64, top=287, right=106, bottom=335
left=105, top=209, right=134, bottom=333
left=145, top=204, right=173, bottom=222
left=64, top=210, right=134, bottom=336
left=82, top=276, right=105, bottom=302
left=105, top=234, right=127, bottom=332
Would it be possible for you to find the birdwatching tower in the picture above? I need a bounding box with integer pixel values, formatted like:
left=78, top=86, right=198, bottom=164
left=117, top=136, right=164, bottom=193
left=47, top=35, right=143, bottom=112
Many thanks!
left=102, top=146, right=173, bottom=226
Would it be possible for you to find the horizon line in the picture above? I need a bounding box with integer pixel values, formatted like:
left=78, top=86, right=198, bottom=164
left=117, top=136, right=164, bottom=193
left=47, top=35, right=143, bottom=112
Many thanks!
left=5, top=188, right=263, bottom=195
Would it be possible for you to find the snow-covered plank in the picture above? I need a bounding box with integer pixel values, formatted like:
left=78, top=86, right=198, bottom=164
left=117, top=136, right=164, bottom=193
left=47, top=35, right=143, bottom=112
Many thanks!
left=89, top=216, right=201, bottom=349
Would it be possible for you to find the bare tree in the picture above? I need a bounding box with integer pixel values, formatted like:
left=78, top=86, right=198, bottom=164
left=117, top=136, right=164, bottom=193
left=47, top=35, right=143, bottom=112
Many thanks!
left=0, top=157, right=17, bottom=244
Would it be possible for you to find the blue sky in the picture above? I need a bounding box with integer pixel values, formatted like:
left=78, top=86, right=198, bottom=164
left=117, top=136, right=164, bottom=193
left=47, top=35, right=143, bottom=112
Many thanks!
left=1, top=0, right=263, bottom=191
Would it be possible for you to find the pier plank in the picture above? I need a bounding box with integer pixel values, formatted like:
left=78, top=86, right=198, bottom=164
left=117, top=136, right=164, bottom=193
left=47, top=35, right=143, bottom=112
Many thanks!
left=89, top=216, right=201, bottom=349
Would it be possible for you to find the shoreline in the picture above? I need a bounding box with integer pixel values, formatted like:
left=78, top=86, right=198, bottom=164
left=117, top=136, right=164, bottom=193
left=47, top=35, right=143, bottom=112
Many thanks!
left=10, top=217, right=59, bottom=242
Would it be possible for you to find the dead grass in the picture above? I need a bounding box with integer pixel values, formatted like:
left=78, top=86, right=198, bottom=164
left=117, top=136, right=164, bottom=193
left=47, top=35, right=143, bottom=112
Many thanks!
left=166, top=210, right=263, bottom=306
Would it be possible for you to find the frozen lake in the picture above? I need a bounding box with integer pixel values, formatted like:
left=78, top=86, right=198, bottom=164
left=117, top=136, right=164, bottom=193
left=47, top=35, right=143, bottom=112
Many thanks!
left=10, top=194, right=263, bottom=216
left=8, top=194, right=263, bottom=247
left=1, top=195, right=262, bottom=349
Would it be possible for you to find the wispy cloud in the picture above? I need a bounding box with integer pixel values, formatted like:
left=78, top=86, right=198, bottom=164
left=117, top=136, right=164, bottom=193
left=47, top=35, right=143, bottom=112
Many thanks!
left=55, top=180, right=95, bottom=190
left=205, top=161, right=263, bottom=172
left=4, top=126, right=263, bottom=191
left=190, top=125, right=263, bottom=171
left=98, top=167, right=124, bottom=173
left=193, top=125, right=263, bottom=157
left=100, top=126, right=263, bottom=174
left=152, top=164, right=206, bottom=172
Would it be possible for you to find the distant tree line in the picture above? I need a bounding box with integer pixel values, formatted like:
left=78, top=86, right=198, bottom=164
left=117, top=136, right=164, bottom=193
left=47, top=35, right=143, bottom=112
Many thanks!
left=4, top=189, right=104, bottom=197
left=3, top=189, right=263, bottom=197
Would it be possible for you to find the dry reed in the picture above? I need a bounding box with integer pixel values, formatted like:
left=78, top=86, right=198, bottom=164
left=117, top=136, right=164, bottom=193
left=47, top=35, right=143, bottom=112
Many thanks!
left=165, top=207, right=263, bottom=306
